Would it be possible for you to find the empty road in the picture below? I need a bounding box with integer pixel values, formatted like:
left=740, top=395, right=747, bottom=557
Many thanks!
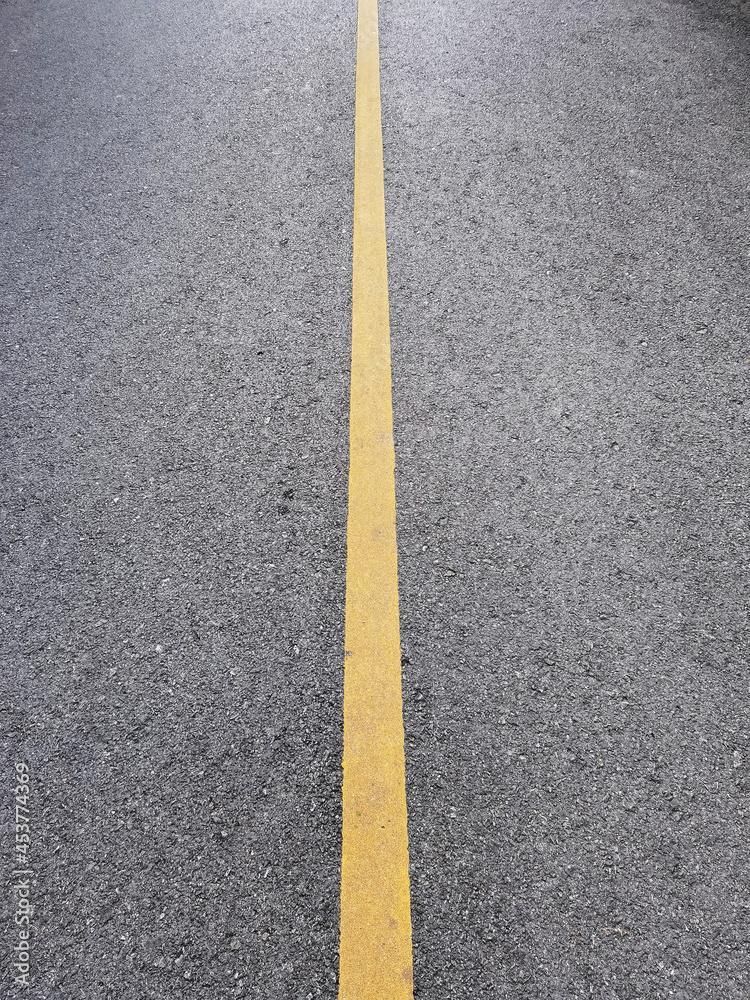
left=1, top=0, right=748, bottom=997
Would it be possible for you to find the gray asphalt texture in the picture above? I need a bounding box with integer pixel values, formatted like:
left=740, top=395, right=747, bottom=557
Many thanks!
left=1, top=0, right=748, bottom=997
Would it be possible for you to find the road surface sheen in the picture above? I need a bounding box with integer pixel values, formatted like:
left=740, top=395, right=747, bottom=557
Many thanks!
left=1, top=0, right=748, bottom=997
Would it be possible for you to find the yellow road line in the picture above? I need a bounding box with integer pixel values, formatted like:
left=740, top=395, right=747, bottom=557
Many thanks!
left=338, top=0, right=414, bottom=996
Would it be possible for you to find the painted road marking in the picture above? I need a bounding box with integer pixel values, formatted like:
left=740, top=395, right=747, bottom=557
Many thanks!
left=338, top=0, right=414, bottom=996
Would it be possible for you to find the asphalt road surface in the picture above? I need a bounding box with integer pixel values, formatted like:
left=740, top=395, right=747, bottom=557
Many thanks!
left=1, top=0, right=748, bottom=998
